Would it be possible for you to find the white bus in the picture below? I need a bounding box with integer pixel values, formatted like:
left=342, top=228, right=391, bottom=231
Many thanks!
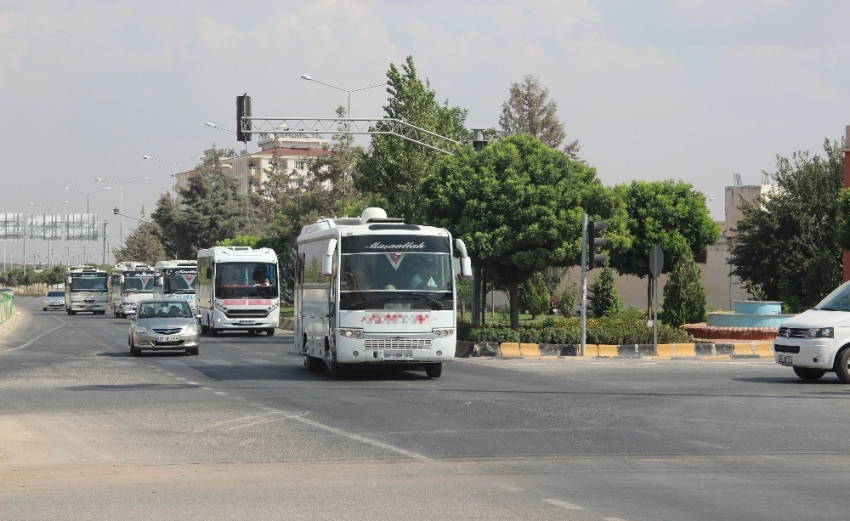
left=111, top=262, right=155, bottom=318
left=153, top=260, right=198, bottom=312
left=65, top=265, right=109, bottom=315
left=295, top=208, right=472, bottom=379
left=196, top=246, right=280, bottom=336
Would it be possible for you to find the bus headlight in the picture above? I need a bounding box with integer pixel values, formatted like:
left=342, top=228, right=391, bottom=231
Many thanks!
left=340, top=329, right=363, bottom=339
left=433, top=328, right=454, bottom=338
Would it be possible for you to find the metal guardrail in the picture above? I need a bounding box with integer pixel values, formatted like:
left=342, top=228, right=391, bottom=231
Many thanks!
left=0, top=293, right=12, bottom=324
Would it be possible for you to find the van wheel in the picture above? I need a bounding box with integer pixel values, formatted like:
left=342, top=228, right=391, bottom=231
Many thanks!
left=793, top=367, right=825, bottom=382
left=210, top=327, right=219, bottom=336
left=266, top=328, right=275, bottom=336
left=835, top=348, right=850, bottom=383
left=425, top=363, right=443, bottom=378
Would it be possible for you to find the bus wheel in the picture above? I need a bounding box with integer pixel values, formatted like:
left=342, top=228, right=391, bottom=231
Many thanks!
left=425, top=363, right=443, bottom=378
left=327, top=343, right=345, bottom=380
left=266, top=328, right=275, bottom=336
left=304, top=355, right=321, bottom=372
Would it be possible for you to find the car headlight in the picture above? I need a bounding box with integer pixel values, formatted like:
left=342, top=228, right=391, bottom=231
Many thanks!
left=340, top=329, right=362, bottom=338
left=185, top=323, right=198, bottom=332
left=804, top=327, right=834, bottom=338
left=134, top=326, right=149, bottom=334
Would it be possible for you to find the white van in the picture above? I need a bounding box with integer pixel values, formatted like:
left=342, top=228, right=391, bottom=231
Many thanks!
left=775, top=281, right=850, bottom=382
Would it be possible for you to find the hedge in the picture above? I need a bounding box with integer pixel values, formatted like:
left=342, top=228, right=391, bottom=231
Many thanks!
left=459, top=315, right=692, bottom=345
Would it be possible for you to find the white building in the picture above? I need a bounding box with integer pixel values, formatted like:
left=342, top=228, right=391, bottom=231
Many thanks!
left=174, top=136, right=332, bottom=197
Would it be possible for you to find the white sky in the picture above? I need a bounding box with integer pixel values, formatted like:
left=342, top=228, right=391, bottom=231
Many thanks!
left=2, top=0, right=849, bottom=265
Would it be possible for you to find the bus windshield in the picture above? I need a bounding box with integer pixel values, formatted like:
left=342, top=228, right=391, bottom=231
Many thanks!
left=339, top=253, right=453, bottom=310
left=215, top=262, right=278, bottom=299
left=70, top=276, right=108, bottom=291
left=123, top=276, right=153, bottom=293
left=163, top=271, right=197, bottom=294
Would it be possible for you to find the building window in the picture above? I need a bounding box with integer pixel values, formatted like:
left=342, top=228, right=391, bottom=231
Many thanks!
left=694, top=249, right=708, bottom=264
left=296, top=161, right=306, bottom=170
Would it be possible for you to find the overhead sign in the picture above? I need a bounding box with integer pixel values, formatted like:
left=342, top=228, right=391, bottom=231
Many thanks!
left=0, top=213, right=23, bottom=241
left=649, top=245, right=664, bottom=278
left=27, top=214, right=63, bottom=241
left=66, top=214, right=100, bottom=241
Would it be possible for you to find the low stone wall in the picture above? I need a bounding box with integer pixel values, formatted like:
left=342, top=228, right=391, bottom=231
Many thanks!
left=683, top=323, right=777, bottom=341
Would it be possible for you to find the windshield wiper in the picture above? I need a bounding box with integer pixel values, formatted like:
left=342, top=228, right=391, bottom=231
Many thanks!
left=349, top=297, right=394, bottom=310
left=817, top=306, right=846, bottom=311
left=173, top=289, right=196, bottom=294
left=394, top=292, right=444, bottom=310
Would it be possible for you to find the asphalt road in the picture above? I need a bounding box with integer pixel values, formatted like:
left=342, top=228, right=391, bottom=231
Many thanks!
left=2, top=296, right=850, bottom=520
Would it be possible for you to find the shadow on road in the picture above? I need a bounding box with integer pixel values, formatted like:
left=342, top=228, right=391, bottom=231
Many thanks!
left=65, top=383, right=199, bottom=391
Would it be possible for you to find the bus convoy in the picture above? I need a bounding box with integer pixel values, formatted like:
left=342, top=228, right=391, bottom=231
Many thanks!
left=51, top=208, right=469, bottom=377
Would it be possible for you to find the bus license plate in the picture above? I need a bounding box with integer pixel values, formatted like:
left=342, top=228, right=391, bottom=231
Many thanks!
left=239, top=320, right=256, bottom=325
left=157, top=336, right=179, bottom=342
left=778, top=355, right=793, bottom=365
left=383, top=350, right=413, bottom=359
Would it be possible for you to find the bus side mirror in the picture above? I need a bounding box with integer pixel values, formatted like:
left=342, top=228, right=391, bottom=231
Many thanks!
left=461, top=258, right=472, bottom=278
left=455, top=239, right=472, bottom=278
left=322, top=239, right=337, bottom=276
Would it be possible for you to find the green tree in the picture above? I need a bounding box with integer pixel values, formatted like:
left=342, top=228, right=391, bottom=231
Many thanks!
left=355, top=56, right=468, bottom=222
left=422, top=134, right=630, bottom=328
left=588, top=265, right=623, bottom=318
left=498, top=74, right=579, bottom=159
left=730, top=139, right=843, bottom=311
left=519, top=272, right=550, bottom=319
left=608, top=180, right=719, bottom=313
left=662, top=251, right=706, bottom=327
left=152, top=145, right=262, bottom=259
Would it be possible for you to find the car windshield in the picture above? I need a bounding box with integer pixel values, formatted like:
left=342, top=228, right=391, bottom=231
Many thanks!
left=815, top=282, right=850, bottom=311
left=138, top=301, right=192, bottom=319
left=47, top=291, right=63, bottom=297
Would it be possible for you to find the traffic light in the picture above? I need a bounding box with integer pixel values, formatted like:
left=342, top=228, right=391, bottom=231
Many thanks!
left=236, top=94, right=252, bottom=142
left=587, top=220, right=608, bottom=270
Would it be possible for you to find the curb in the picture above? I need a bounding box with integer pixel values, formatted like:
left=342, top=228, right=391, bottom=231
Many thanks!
left=455, top=341, right=774, bottom=359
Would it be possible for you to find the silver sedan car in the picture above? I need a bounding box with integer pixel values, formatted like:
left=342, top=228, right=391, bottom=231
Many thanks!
left=129, top=299, right=200, bottom=356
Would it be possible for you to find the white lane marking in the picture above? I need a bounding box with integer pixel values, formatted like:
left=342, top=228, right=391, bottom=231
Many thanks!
left=493, top=483, right=522, bottom=492
left=68, top=361, right=87, bottom=367
left=213, top=391, right=228, bottom=396
left=688, top=440, right=730, bottom=450
left=157, top=360, right=186, bottom=366
left=604, top=518, right=629, bottom=521
left=245, top=358, right=275, bottom=365
left=290, top=415, right=431, bottom=462
left=200, top=359, right=231, bottom=365
left=221, top=413, right=306, bottom=432
left=165, top=372, right=175, bottom=376
left=174, top=377, right=186, bottom=381
left=541, top=499, right=583, bottom=510
left=0, top=314, right=67, bottom=354
left=186, top=381, right=199, bottom=385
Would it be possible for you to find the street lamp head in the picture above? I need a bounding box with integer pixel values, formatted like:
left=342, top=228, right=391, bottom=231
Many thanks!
left=95, top=177, right=103, bottom=181
left=205, top=122, right=216, bottom=128
left=143, top=155, right=151, bottom=159
left=301, top=74, right=312, bottom=80
left=28, top=202, right=34, bottom=205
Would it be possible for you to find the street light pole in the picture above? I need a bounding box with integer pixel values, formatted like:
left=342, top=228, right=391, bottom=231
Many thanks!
left=142, top=155, right=202, bottom=196
left=65, top=186, right=111, bottom=214
left=300, top=74, right=386, bottom=118
left=28, top=200, right=69, bottom=270
left=95, top=176, right=148, bottom=248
